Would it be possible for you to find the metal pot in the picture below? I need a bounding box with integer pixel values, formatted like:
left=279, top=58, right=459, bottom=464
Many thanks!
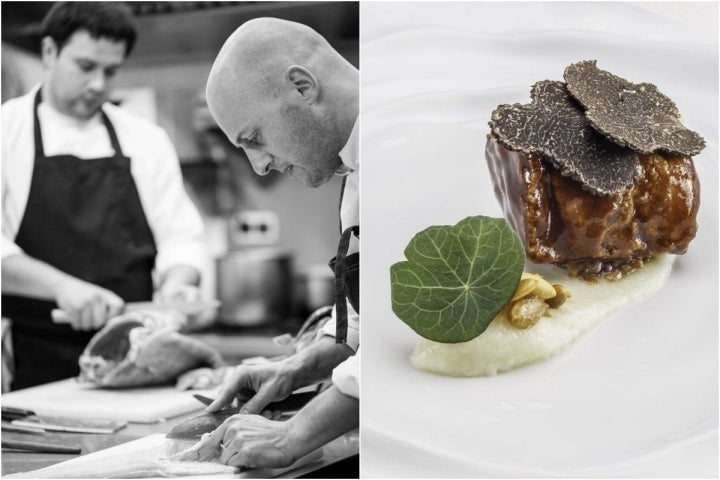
left=298, top=264, right=335, bottom=314
left=216, top=248, right=293, bottom=326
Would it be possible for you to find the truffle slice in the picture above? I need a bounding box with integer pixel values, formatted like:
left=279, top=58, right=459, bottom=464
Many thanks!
left=490, top=80, right=639, bottom=196
left=564, top=60, right=706, bottom=156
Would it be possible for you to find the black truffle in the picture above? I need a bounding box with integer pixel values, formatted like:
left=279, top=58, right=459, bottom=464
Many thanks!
left=490, top=80, right=639, bottom=196
left=564, top=60, right=706, bottom=156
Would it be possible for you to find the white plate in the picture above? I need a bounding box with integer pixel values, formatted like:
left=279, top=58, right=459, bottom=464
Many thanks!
left=360, top=2, right=718, bottom=477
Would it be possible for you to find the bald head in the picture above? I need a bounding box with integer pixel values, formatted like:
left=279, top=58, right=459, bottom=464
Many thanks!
left=204, top=17, right=358, bottom=188
left=208, top=18, right=345, bottom=103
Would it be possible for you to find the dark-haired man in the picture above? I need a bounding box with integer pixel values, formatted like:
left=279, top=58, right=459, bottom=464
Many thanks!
left=1, top=2, right=206, bottom=390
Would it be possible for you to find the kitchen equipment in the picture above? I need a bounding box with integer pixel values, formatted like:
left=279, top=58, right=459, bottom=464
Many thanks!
left=1, top=405, right=34, bottom=421
left=216, top=248, right=294, bottom=326
left=228, top=210, right=280, bottom=248
left=2, top=439, right=81, bottom=454
left=298, top=264, right=335, bottom=314
left=10, top=414, right=127, bottom=434
left=1, top=420, right=44, bottom=434
left=1, top=379, right=217, bottom=423
left=191, top=393, right=215, bottom=406
left=166, top=391, right=317, bottom=440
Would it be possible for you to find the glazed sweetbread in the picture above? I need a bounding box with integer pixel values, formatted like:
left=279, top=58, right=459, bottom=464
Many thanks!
left=485, top=135, right=699, bottom=279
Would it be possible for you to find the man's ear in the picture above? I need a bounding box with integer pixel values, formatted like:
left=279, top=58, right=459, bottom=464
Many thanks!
left=41, top=37, right=59, bottom=67
left=285, top=65, right=319, bottom=103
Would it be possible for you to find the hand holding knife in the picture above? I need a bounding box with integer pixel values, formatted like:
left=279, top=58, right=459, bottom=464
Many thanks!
left=166, top=391, right=318, bottom=440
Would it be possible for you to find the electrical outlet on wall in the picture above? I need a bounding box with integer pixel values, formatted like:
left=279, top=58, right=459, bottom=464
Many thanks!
left=229, top=210, right=280, bottom=248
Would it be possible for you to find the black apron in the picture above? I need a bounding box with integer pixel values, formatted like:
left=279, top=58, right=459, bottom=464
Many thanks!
left=328, top=176, right=359, bottom=344
left=1, top=90, right=157, bottom=390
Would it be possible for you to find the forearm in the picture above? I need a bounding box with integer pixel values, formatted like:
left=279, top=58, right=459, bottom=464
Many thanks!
left=1, top=253, right=70, bottom=300
left=284, top=336, right=354, bottom=390
left=284, top=385, right=358, bottom=459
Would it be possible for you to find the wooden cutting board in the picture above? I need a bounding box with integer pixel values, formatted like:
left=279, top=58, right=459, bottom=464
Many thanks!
left=4, top=434, right=323, bottom=479
left=1, top=379, right=218, bottom=423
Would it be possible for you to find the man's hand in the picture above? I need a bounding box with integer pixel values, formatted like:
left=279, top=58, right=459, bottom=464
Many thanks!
left=54, top=277, right=124, bottom=331
left=154, top=265, right=213, bottom=330
left=155, top=265, right=201, bottom=303
left=173, top=386, right=358, bottom=469
left=205, top=362, right=297, bottom=415
left=2, top=253, right=123, bottom=330
left=206, top=336, right=353, bottom=414
left=171, top=414, right=297, bottom=468
left=154, top=283, right=201, bottom=304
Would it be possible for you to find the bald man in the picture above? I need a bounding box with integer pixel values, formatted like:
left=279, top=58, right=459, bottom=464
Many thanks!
left=173, top=18, right=359, bottom=469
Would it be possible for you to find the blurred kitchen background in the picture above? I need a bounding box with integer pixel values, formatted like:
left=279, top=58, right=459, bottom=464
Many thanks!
left=1, top=2, right=359, bottom=346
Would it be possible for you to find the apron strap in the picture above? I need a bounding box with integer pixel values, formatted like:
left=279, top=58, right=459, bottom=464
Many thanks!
left=100, top=109, right=125, bottom=157
left=334, top=225, right=359, bottom=344
left=338, top=176, right=347, bottom=235
left=32, top=89, right=126, bottom=159
left=32, top=90, right=46, bottom=159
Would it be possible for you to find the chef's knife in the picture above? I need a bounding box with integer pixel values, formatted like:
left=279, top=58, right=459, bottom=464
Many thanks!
left=192, top=393, right=216, bottom=407
left=51, top=300, right=220, bottom=324
left=2, top=439, right=81, bottom=454
left=2, top=406, right=35, bottom=421
left=166, top=391, right=317, bottom=440
left=1, top=420, right=44, bottom=434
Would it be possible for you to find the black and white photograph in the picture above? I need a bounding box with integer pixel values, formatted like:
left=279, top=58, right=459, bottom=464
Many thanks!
left=1, top=1, right=359, bottom=477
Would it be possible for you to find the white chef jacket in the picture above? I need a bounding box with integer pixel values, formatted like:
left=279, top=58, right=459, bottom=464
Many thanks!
left=1, top=86, right=206, bottom=279
left=318, top=118, right=359, bottom=399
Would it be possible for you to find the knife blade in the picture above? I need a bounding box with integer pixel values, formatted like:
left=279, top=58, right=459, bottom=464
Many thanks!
left=2, top=406, right=35, bottom=421
left=192, top=393, right=215, bottom=407
left=1, top=420, right=44, bottom=434
left=2, top=439, right=82, bottom=454
left=51, top=300, right=220, bottom=324
left=166, top=391, right=317, bottom=440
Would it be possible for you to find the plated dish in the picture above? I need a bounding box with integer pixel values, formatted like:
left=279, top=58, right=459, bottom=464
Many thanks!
left=361, top=2, right=718, bottom=477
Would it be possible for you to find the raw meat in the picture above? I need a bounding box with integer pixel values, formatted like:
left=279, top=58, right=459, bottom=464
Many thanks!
left=78, top=311, right=224, bottom=388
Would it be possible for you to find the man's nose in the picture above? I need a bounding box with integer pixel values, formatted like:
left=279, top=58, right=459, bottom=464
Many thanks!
left=87, top=70, right=107, bottom=93
left=246, top=150, right=273, bottom=176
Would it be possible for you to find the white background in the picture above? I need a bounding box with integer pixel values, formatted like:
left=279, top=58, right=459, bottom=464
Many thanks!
left=360, top=2, right=718, bottom=477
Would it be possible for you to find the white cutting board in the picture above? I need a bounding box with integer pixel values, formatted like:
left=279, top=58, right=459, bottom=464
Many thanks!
left=5, top=434, right=323, bottom=479
left=1, top=379, right=218, bottom=423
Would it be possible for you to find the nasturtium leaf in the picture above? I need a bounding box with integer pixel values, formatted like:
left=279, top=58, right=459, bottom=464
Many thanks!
left=390, top=216, right=524, bottom=343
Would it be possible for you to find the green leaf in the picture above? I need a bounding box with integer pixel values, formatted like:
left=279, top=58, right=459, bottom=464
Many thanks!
left=390, top=216, right=524, bottom=343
